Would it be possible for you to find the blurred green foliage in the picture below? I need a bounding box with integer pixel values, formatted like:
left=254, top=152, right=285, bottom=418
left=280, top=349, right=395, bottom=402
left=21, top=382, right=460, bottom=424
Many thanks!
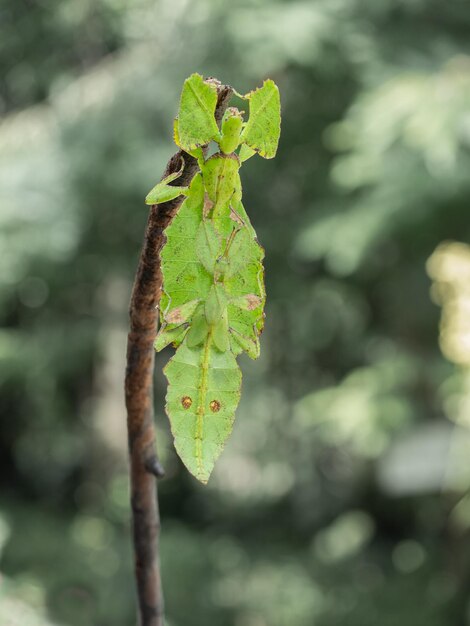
left=2, top=0, right=470, bottom=625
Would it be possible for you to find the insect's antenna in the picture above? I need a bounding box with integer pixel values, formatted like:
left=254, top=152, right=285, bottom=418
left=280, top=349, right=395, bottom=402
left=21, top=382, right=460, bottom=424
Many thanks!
left=229, top=204, right=246, bottom=228
left=232, top=88, right=246, bottom=100
left=221, top=223, right=242, bottom=260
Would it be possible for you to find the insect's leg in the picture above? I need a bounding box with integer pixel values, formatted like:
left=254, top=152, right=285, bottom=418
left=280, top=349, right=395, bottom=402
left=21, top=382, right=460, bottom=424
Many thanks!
left=229, top=203, right=246, bottom=228
left=145, top=158, right=189, bottom=205
left=145, top=182, right=188, bottom=205
left=155, top=298, right=204, bottom=352
left=229, top=326, right=260, bottom=359
left=239, top=144, right=256, bottom=163
left=221, top=222, right=242, bottom=259
left=194, top=149, right=205, bottom=171
left=229, top=294, right=263, bottom=311
left=164, top=299, right=202, bottom=325
left=154, top=323, right=189, bottom=352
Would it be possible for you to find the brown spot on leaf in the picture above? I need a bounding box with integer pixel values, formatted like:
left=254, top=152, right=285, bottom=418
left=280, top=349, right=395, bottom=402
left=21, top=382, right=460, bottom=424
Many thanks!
left=181, top=396, right=192, bottom=409
left=203, top=192, right=215, bottom=216
left=209, top=400, right=221, bottom=413
left=167, top=308, right=184, bottom=324
left=245, top=294, right=262, bottom=310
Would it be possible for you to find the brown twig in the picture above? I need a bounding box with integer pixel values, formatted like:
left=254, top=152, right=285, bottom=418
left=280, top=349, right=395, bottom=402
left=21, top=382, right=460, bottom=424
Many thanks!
left=124, top=79, right=233, bottom=626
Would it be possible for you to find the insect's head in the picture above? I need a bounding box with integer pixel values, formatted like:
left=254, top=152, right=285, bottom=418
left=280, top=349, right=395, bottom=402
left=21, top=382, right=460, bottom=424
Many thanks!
left=219, top=107, right=244, bottom=155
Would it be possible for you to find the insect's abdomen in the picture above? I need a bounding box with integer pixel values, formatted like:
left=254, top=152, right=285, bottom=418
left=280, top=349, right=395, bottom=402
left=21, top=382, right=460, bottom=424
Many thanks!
left=164, top=341, right=242, bottom=483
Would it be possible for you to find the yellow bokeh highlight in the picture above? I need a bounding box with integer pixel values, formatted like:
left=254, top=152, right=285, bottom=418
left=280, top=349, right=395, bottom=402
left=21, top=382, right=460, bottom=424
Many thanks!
left=428, top=241, right=470, bottom=431
left=427, top=241, right=470, bottom=366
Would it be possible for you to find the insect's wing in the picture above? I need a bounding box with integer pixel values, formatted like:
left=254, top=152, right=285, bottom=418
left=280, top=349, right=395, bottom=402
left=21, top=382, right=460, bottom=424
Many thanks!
left=177, top=74, right=221, bottom=152
left=225, top=202, right=266, bottom=355
left=205, top=284, right=227, bottom=325
left=186, top=314, right=209, bottom=348
left=240, top=79, right=281, bottom=159
left=160, top=173, right=212, bottom=310
left=212, top=313, right=230, bottom=353
left=224, top=227, right=253, bottom=278
left=195, top=220, right=223, bottom=274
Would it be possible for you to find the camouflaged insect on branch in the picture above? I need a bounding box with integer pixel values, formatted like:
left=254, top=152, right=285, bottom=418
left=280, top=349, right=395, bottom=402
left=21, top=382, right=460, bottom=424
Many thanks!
left=146, top=74, right=281, bottom=482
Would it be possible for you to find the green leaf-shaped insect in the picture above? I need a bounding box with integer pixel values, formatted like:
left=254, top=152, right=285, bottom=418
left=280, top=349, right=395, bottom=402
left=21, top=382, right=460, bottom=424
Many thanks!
left=146, top=74, right=281, bottom=482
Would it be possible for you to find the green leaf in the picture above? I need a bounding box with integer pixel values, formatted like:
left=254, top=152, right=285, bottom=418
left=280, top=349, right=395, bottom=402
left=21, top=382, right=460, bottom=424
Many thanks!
left=240, top=79, right=281, bottom=159
left=177, top=73, right=220, bottom=152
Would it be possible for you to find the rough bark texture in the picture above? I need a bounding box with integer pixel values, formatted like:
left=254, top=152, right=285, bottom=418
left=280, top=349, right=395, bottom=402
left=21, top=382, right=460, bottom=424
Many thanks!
left=124, top=80, right=233, bottom=626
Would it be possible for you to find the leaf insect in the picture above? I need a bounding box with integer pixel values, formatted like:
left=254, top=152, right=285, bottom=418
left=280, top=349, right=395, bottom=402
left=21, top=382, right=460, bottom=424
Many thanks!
left=146, top=74, right=281, bottom=482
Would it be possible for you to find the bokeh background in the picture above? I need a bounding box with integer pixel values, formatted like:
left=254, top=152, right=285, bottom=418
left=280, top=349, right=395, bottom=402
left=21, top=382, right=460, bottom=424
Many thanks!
left=2, top=0, right=470, bottom=624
